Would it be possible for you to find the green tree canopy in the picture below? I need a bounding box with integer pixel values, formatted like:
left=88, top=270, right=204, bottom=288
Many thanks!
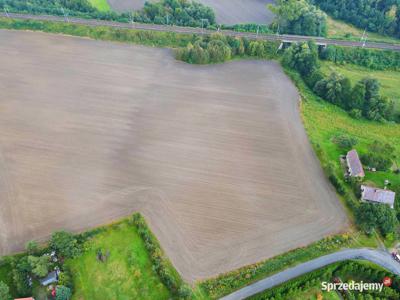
left=50, top=230, right=80, bottom=258
left=28, top=255, right=51, bottom=277
left=0, top=281, right=11, bottom=300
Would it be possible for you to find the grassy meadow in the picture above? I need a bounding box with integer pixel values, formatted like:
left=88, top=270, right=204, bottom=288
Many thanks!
left=65, top=221, right=171, bottom=300
left=88, top=0, right=111, bottom=12
left=296, top=68, right=400, bottom=189
left=327, top=16, right=400, bottom=45
left=320, top=61, right=400, bottom=111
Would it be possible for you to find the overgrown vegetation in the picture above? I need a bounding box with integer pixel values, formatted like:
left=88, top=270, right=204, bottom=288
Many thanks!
left=1, top=14, right=400, bottom=299
left=311, top=0, right=400, bottom=39
left=320, top=45, right=400, bottom=71
left=174, top=33, right=279, bottom=64
left=283, top=42, right=396, bottom=122
left=66, top=219, right=173, bottom=300
left=0, top=215, right=185, bottom=300
left=285, top=67, right=400, bottom=238
left=320, top=61, right=400, bottom=117
left=200, top=235, right=352, bottom=299
left=269, top=0, right=327, bottom=37
left=133, top=0, right=215, bottom=27
left=0, top=0, right=215, bottom=27
left=250, top=260, right=400, bottom=299
left=131, top=213, right=191, bottom=299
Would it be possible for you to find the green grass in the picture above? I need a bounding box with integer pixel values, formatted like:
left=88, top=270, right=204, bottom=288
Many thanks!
left=65, top=221, right=171, bottom=300
left=88, top=0, right=111, bottom=12
left=288, top=65, right=400, bottom=190
left=327, top=16, right=400, bottom=45
left=0, top=260, right=16, bottom=297
left=320, top=61, right=400, bottom=112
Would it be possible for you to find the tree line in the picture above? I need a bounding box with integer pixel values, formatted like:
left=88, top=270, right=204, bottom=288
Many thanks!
left=320, top=45, right=400, bottom=71
left=175, top=33, right=279, bottom=64
left=0, top=0, right=216, bottom=27
left=283, top=42, right=396, bottom=123
left=311, top=0, right=400, bottom=38
left=133, top=0, right=215, bottom=27
left=269, top=0, right=328, bottom=37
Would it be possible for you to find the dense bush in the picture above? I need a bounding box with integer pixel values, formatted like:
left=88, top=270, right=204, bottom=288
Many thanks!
left=282, top=43, right=396, bottom=122
left=131, top=213, right=184, bottom=296
left=0, top=281, right=11, bottom=300
left=200, top=235, right=350, bottom=299
left=133, top=0, right=215, bottom=27
left=28, top=255, right=51, bottom=277
left=0, top=0, right=216, bottom=28
left=361, top=140, right=395, bottom=171
left=50, top=231, right=81, bottom=259
left=175, top=34, right=279, bottom=64
left=331, top=134, right=358, bottom=150
left=282, top=41, right=320, bottom=76
left=12, top=256, right=32, bottom=296
left=320, top=45, right=400, bottom=71
left=269, top=0, right=327, bottom=37
left=311, top=0, right=400, bottom=38
left=56, top=285, right=72, bottom=300
left=356, top=202, right=398, bottom=236
left=253, top=261, right=400, bottom=299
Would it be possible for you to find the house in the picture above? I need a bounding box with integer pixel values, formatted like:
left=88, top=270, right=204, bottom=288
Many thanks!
left=361, top=185, right=396, bottom=209
left=39, top=270, right=58, bottom=286
left=346, top=149, right=365, bottom=178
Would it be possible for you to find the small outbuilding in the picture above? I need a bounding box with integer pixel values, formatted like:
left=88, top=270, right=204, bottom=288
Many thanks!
left=361, top=185, right=396, bottom=209
left=346, top=149, right=365, bottom=178
left=39, top=270, right=59, bottom=286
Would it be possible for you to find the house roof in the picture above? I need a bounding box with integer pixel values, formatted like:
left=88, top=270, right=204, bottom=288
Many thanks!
left=39, top=271, right=58, bottom=286
left=361, top=185, right=396, bottom=208
left=347, top=149, right=365, bottom=177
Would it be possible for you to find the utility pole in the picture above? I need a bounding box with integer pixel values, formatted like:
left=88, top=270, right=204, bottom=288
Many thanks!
left=276, top=23, right=280, bottom=36
left=129, top=12, right=134, bottom=25
left=200, top=19, right=207, bottom=32
left=60, top=7, right=69, bottom=23
left=360, top=28, right=367, bottom=47
left=3, top=7, right=10, bottom=18
left=256, top=24, right=260, bottom=37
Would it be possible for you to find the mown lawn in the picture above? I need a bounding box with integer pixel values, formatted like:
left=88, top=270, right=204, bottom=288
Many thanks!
left=320, top=61, right=400, bottom=111
left=88, top=0, right=110, bottom=12
left=65, top=221, right=171, bottom=300
left=327, top=16, right=400, bottom=45
left=298, top=70, right=400, bottom=189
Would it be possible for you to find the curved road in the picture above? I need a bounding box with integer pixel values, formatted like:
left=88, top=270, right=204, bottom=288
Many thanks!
left=220, top=248, right=400, bottom=300
left=1, top=12, right=400, bottom=51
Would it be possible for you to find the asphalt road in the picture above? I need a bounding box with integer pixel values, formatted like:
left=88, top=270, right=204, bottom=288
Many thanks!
left=1, top=12, right=400, bottom=51
left=220, top=248, right=400, bottom=300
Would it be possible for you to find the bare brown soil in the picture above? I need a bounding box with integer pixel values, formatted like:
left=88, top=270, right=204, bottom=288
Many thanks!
left=107, top=0, right=275, bottom=25
left=0, top=30, right=348, bottom=282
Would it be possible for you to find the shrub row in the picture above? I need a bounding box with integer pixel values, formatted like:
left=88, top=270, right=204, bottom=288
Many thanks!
left=130, top=213, right=191, bottom=299
left=200, top=235, right=351, bottom=299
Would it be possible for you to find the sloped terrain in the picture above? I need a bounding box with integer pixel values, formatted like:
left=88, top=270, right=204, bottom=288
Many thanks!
left=0, top=30, right=347, bottom=282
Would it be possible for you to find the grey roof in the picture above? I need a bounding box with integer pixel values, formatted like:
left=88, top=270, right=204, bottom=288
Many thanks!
left=346, top=149, right=365, bottom=177
left=39, top=271, right=58, bottom=286
left=361, top=185, right=396, bottom=208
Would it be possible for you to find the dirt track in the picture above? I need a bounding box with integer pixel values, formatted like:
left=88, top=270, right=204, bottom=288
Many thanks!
left=107, top=0, right=275, bottom=25
left=0, top=30, right=348, bottom=282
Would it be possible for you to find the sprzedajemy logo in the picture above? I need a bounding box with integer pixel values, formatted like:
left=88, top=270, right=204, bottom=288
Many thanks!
left=321, top=277, right=392, bottom=293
